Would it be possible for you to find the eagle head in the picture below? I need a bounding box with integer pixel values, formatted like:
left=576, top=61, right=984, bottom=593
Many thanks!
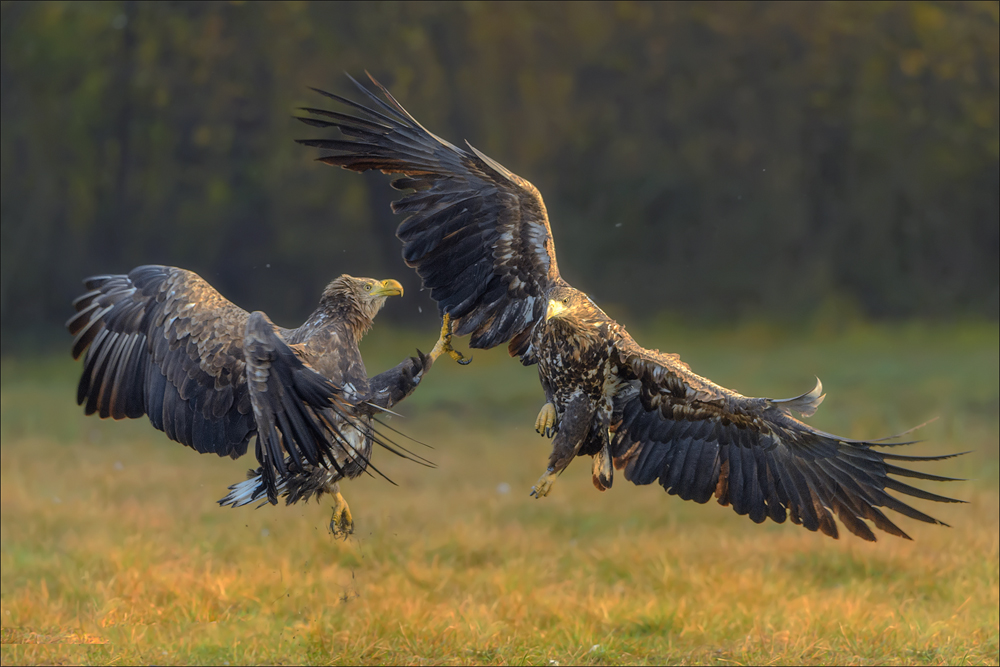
left=545, top=286, right=605, bottom=330
left=322, top=275, right=404, bottom=336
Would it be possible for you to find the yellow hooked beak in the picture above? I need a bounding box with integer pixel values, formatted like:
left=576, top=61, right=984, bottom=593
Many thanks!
left=546, top=298, right=568, bottom=321
left=371, top=279, right=404, bottom=298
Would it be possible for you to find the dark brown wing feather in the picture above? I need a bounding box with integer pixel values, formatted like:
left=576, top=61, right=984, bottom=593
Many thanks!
left=67, top=265, right=255, bottom=458
left=297, top=75, right=562, bottom=355
left=242, top=311, right=369, bottom=502
left=610, top=333, right=965, bottom=541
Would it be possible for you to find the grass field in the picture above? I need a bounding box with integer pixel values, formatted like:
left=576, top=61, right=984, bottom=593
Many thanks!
left=1, top=320, right=998, bottom=665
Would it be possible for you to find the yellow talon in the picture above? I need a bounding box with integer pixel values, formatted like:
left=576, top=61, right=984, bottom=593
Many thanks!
left=329, top=491, right=354, bottom=539
left=430, top=313, right=471, bottom=365
left=535, top=402, right=558, bottom=437
left=530, top=470, right=557, bottom=499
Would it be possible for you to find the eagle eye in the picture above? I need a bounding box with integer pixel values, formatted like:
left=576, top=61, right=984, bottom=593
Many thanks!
left=562, top=298, right=569, bottom=305
left=365, top=284, right=372, bottom=291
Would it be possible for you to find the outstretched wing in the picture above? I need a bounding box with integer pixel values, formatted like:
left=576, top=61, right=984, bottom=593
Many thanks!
left=610, top=332, right=964, bottom=541
left=297, top=74, right=562, bottom=358
left=67, top=265, right=256, bottom=458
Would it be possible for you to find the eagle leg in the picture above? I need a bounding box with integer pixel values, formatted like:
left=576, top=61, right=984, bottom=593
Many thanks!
left=534, top=402, right=558, bottom=438
left=530, top=393, right=595, bottom=499
left=530, top=469, right=558, bottom=498
left=328, top=487, right=354, bottom=539
left=430, top=313, right=471, bottom=365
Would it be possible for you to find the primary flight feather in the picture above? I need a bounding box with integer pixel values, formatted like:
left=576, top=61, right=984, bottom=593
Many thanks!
left=297, top=74, right=964, bottom=541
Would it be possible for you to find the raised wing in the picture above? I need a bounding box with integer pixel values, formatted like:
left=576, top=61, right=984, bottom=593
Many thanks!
left=610, top=333, right=964, bottom=541
left=297, top=74, right=562, bottom=356
left=68, top=265, right=255, bottom=458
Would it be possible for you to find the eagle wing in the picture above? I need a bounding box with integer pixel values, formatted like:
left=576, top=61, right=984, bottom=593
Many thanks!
left=67, top=265, right=364, bottom=502
left=610, top=332, right=964, bottom=541
left=298, top=75, right=562, bottom=358
left=68, top=265, right=255, bottom=457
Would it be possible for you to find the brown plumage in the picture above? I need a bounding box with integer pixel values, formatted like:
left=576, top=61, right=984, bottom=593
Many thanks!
left=68, top=265, right=443, bottom=534
left=296, top=74, right=965, bottom=541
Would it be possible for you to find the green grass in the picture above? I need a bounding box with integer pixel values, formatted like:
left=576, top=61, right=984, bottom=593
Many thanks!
left=1, top=321, right=998, bottom=665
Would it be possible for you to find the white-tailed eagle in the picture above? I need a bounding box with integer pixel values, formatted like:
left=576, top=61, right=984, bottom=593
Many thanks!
left=68, top=264, right=462, bottom=536
left=297, top=75, right=964, bottom=541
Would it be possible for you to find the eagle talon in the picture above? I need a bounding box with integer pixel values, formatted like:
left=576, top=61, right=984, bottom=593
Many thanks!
left=535, top=402, right=558, bottom=437
left=530, top=471, right=557, bottom=499
left=430, top=313, right=471, bottom=365
left=329, top=491, right=354, bottom=539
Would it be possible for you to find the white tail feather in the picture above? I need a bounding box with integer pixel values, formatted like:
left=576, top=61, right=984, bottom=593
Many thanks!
left=219, top=473, right=285, bottom=508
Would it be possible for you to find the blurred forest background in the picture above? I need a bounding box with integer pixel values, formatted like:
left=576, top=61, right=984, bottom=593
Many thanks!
left=1, top=1, right=997, bottom=351
left=2, top=6, right=998, bottom=660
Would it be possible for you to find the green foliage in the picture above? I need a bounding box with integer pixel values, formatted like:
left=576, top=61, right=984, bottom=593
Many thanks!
left=1, top=2, right=997, bottom=351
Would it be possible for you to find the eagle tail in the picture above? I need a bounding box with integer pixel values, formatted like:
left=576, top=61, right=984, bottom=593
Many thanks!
left=218, top=469, right=278, bottom=509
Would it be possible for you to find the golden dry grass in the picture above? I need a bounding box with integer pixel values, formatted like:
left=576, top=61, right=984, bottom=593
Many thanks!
left=2, top=321, right=998, bottom=665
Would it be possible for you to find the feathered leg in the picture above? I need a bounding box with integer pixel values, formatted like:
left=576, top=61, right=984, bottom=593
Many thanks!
left=530, top=393, right=595, bottom=498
